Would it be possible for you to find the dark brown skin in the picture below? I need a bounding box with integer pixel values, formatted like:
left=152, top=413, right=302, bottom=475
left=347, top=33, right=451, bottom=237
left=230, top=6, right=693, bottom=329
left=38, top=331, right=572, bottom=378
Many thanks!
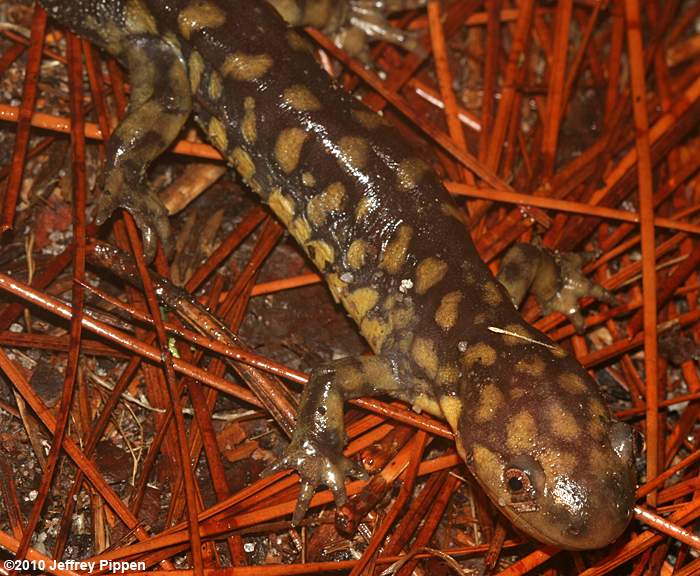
left=40, top=0, right=637, bottom=549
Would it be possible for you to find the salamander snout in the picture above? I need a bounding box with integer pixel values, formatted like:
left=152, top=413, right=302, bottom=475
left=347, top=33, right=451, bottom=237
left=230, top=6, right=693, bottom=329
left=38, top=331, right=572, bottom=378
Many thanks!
left=546, top=421, right=638, bottom=550
left=556, top=468, right=635, bottom=549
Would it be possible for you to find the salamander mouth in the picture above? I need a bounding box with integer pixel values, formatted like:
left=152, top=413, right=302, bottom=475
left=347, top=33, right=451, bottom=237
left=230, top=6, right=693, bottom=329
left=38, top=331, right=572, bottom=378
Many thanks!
left=499, top=505, right=563, bottom=548
left=501, top=496, right=632, bottom=551
left=502, top=507, right=588, bottom=550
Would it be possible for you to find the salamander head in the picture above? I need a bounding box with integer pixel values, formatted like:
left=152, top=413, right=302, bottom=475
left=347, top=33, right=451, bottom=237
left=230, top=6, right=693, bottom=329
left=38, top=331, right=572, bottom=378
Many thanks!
left=456, top=354, right=637, bottom=550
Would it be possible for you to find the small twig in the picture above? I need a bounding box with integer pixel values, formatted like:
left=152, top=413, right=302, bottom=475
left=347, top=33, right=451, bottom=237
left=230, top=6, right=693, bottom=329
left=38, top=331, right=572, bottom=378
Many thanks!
left=487, top=325, right=558, bottom=349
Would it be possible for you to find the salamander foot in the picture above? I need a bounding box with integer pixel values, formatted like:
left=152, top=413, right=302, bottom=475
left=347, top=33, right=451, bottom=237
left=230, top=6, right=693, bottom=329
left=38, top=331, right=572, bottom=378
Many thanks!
left=265, top=441, right=368, bottom=525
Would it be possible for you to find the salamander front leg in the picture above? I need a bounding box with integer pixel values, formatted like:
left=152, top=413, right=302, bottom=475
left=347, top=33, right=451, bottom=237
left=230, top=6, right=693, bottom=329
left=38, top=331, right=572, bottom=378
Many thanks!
left=497, top=243, right=617, bottom=333
left=266, top=355, right=410, bottom=524
left=347, top=0, right=427, bottom=56
left=496, top=242, right=542, bottom=308
left=96, top=37, right=192, bottom=260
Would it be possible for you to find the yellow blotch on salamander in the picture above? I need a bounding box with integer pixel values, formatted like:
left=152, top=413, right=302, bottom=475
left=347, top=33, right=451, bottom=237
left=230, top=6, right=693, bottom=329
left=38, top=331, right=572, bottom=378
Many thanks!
left=126, top=0, right=157, bottom=34
left=473, top=312, right=487, bottom=325
left=589, top=416, right=607, bottom=441
left=296, top=0, right=333, bottom=28
left=440, top=396, right=463, bottom=430
left=364, top=358, right=396, bottom=390
left=462, top=268, right=475, bottom=286
left=437, top=364, right=460, bottom=386
left=221, top=52, right=273, bottom=82
left=325, top=272, right=347, bottom=303
left=338, top=136, right=369, bottom=170
left=335, top=364, right=363, bottom=391
left=283, top=84, right=321, bottom=112
left=289, top=216, right=312, bottom=245
left=540, top=449, right=577, bottom=476
left=380, top=225, right=413, bottom=274
left=559, top=372, right=587, bottom=394
left=286, top=29, right=314, bottom=53
left=473, top=444, right=501, bottom=485
left=397, top=158, right=430, bottom=190
left=360, top=317, right=391, bottom=352
left=306, top=239, right=335, bottom=271
left=177, top=0, right=226, bottom=40
left=411, top=337, right=438, bottom=379
left=275, top=127, right=308, bottom=174
left=589, top=446, right=614, bottom=473
left=351, top=108, right=386, bottom=130
left=415, top=257, right=448, bottom=294
left=307, top=182, right=346, bottom=226
left=441, top=202, right=470, bottom=226
left=345, top=287, right=379, bottom=322
left=355, top=196, right=372, bottom=221
left=188, top=50, right=204, bottom=92
left=301, top=172, right=316, bottom=187
left=589, top=397, right=608, bottom=419
left=268, top=0, right=303, bottom=24
left=461, top=342, right=496, bottom=369
left=413, top=393, right=441, bottom=417
left=207, top=117, right=228, bottom=152
left=168, top=60, right=191, bottom=106
left=515, top=355, right=546, bottom=376
left=547, top=401, right=579, bottom=440
left=268, top=187, right=295, bottom=226
left=507, top=411, right=537, bottom=452
left=435, top=290, right=463, bottom=331
left=476, top=383, right=504, bottom=423
left=347, top=239, right=369, bottom=269
left=208, top=71, right=223, bottom=100
left=482, top=281, right=503, bottom=306
left=241, top=97, right=257, bottom=144
left=230, top=147, right=256, bottom=183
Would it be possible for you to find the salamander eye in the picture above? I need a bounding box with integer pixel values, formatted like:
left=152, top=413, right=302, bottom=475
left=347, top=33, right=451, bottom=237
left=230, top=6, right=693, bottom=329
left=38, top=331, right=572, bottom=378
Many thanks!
left=505, top=468, right=531, bottom=497
left=502, top=456, right=543, bottom=511
left=504, top=467, right=537, bottom=511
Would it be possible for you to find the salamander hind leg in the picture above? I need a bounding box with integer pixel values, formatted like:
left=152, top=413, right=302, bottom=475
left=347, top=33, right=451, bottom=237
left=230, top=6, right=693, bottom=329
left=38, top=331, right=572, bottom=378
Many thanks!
left=96, top=36, right=192, bottom=260
left=266, top=355, right=409, bottom=524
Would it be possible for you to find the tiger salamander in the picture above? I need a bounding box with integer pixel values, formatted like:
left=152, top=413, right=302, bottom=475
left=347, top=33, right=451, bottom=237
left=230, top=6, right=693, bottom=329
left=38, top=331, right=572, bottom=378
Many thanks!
left=39, top=0, right=637, bottom=549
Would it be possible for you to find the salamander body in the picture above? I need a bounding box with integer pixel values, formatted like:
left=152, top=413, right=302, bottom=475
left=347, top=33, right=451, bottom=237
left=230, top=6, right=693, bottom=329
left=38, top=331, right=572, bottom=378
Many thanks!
left=39, top=0, right=637, bottom=549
